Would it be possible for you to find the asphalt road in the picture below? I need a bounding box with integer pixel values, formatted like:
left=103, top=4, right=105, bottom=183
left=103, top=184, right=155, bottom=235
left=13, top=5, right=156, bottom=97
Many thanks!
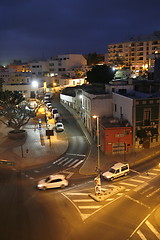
left=0, top=95, right=159, bottom=240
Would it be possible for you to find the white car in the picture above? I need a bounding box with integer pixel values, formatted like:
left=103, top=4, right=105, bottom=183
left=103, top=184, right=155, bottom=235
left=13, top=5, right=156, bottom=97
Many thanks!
left=55, top=122, right=64, bottom=132
left=102, top=163, right=129, bottom=181
left=37, top=174, right=68, bottom=190
left=46, top=102, right=52, bottom=108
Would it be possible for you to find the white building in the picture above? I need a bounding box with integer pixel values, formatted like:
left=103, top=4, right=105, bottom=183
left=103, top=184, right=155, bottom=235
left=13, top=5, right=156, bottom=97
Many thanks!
left=48, top=54, right=87, bottom=76
left=81, top=90, right=112, bottom=134
left=29, top=61, right=49, bottom=77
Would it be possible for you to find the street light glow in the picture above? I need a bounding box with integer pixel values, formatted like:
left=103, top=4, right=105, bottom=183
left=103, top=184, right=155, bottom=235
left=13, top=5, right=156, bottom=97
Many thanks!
left=31, top=80, right=38, bottom=88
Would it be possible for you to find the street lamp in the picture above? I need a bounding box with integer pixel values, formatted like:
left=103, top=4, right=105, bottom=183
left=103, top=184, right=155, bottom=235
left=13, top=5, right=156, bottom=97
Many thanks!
left=93, top=115, right=101, bottom=195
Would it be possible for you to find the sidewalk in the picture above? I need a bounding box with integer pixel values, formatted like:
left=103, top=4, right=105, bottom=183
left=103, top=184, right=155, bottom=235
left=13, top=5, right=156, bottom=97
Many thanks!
left=0, top=107, right=68, bottom=170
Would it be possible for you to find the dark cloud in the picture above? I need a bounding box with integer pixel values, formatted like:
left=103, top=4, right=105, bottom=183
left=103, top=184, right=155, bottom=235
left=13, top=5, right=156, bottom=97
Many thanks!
left=0, top=0, right=160, bottom=64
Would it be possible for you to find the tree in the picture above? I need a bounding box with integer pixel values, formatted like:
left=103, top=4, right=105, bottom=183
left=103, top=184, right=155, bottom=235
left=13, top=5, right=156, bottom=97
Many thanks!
left=87, top=52, right=104, bottom=65
left=0, top=91, right=31, bottom=132
left=86, top=64, right=114, bottom=84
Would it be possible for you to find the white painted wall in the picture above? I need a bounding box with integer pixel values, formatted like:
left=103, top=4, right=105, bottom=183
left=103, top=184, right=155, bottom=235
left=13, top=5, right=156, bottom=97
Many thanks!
left=112, top=92, right=133, bottom=125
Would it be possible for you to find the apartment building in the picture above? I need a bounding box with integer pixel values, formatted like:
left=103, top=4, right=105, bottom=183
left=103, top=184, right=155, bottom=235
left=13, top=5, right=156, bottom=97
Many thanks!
left=29, top=60, right=49, bottom=77
left=48, top=54, right=87, bottom=76
left=106, top=31, right=160, bottom=72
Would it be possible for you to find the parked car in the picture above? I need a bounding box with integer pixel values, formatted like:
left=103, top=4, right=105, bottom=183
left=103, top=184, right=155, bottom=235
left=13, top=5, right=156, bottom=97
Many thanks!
left=37, top=174, right=68, bottom=190
left=46, top=103, right=52, bottom=110
left=52, top=108, right=58, bottom=115
left=45, top=92, right=53, bottom=99
left=55, top=122, right=64, bottom=132
left=44, top=99, right=51, bottom=104
left=54, top=112, right=60, bottom=120
left=102, top=163, right=129, bottom=181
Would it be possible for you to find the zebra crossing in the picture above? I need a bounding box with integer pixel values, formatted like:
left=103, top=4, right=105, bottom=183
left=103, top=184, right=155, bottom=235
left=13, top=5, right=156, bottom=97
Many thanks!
left=52, top=154, right=85, bottom=169
left=62, top=165, right=160, bottom=222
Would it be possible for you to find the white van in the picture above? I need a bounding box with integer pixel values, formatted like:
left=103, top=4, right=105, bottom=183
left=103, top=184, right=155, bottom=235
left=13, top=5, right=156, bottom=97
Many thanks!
left=102, top=163, right=129, bottom=181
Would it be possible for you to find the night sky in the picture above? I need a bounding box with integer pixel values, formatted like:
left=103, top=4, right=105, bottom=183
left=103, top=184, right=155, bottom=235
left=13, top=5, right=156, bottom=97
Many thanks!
left=0, top=0, right=160, bottom=65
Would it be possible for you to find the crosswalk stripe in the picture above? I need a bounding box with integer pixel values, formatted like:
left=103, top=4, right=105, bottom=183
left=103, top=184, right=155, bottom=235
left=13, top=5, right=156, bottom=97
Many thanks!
left=119, top=182, right=138, bottom=187
left=147, top=172, right=157, bottom=176
left=129, top=178, right=144, bottom=183
left=73, top=199, right=94, bottom=202
left=137, top=230, right=147, bottom=240
left=72, top=160, right=84, bottom=168
left=57, top=157, right=69, bottom=165
left=79, top=205, right=102, bottom=209
left=145, top=220, right=160, bottom=239
left=65, top=192, right=88, bottom=196
left=152, top=168, right=160, bottom=172
left=138, top=175, right=150, bottom=179
left=53, top=156, right=65, bottom=164
left=116, top=193, right=123, bottom=196
left=63, top=158, right=74, bottom=166
left=66, top=153, right=86, bottom=157
left=67, top=159, right=79, bottom=167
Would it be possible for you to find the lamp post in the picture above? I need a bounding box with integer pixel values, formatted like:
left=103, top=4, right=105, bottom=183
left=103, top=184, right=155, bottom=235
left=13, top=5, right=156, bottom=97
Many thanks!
left=93, top=115, right=101, bottom=195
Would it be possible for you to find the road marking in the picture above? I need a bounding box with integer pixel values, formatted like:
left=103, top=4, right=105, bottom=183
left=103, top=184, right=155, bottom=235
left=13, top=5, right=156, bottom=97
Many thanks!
left=65, top=192, right=88, bottom=196
left=46, top=165, right=51, bottom=169
left=105, top=198, right=114, bottom=201
left=137, top=230, right=147, bottom=240
left=81, top=214, right=91, bottom=221
left=152, top=168, right=160, bottom=172
left=73, top=199, right=94, bottom=202
left=129, top=178, right=144, bottom=183
left=57, top=157, right=69, bottom=165
left=116, top=193, right=123, bottom=196
left=63, top=158, right=74, bottom=166
left=78, top=205, right=102, bottom=209
left=146, top=188, right=160, bottom=197
left=67, top=159, right=79, bottom=167
left=59, top=170, right=74, bottom=179
left=125, top=195, right=150, bottom=209
left=53, top=156, right=65, bottom=164
left=119, top=182, right=138, bottom=187
left=125, top=189, right=131, bottom=192
left=72, top=160, right=84, bottom=168
left=66, top=153, right=86, bottom=157
left=145, top=220, right=160, bottom=239
left=147, top=172, right=157, bottom=176
left=137, top=175, right=150, bottom=179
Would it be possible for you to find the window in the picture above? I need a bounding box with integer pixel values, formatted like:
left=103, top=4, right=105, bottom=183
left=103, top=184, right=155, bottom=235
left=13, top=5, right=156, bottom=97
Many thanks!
left=114, top=104, right=117, bottom=112
left=121, top=165, right=128, bottom=171
left=50, top=179, right=62, bottom=183
left=144, top=108, right=151, bottom=125
left=120, top=106, right=123, bottom=117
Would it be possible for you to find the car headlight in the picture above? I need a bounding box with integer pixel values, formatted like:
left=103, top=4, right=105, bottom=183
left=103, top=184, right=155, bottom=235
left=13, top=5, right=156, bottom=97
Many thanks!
left=37, top=184, right=43, bottom=188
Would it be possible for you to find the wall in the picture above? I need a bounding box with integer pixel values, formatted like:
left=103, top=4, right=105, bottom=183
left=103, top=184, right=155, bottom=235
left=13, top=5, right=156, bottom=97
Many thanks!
left=112, top=93, right=133, bottom=125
